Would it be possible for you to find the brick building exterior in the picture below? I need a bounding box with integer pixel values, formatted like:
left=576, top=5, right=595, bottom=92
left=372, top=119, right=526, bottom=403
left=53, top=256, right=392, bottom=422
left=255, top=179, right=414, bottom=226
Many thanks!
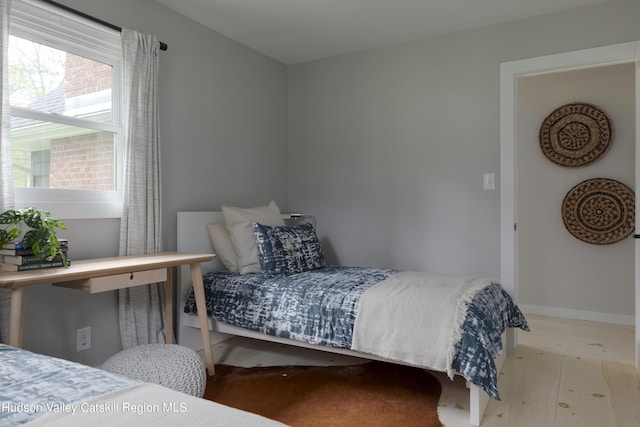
left=47, top=53, right=114, bottom=191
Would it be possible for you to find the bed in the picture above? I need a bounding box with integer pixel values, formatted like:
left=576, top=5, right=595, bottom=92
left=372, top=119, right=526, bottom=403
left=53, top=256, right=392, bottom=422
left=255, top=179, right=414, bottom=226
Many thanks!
left=177, top=206, right=529, bottom=426
left=0, top=343, right=286, bottom=426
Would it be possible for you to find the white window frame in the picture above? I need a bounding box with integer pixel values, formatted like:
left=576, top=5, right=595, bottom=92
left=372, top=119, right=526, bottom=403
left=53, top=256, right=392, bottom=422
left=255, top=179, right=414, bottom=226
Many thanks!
left=9, top=0, right=123, bottom=219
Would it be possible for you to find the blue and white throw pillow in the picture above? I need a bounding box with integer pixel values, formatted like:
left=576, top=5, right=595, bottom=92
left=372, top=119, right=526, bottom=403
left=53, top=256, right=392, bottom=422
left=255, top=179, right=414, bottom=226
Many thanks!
left=253, top=222, right=327, bottom=275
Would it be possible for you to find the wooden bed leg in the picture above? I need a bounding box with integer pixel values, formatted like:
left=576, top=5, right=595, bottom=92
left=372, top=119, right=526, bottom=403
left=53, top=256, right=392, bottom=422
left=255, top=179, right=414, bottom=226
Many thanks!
left=468, top=383, right=488, bottom=426
left=467, top=332, right=508, bottom=426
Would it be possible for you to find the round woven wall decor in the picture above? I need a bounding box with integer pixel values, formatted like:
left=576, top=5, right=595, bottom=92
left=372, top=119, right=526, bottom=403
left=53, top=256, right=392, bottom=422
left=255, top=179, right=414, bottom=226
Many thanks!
left=562, top=178, right=635, bottom=245
left=539, top=102, right=613, bottom=167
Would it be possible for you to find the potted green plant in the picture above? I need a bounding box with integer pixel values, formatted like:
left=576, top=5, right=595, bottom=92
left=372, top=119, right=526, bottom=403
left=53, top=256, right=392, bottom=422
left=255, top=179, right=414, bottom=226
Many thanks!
left=0, top=207, right=68, bottom=267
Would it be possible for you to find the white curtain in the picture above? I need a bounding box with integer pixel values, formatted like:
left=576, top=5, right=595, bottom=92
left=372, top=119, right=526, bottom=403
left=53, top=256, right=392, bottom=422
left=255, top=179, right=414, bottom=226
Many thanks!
left=118, top=28, right=164, bottom=349
left=0, top=0, right=13, bottom=344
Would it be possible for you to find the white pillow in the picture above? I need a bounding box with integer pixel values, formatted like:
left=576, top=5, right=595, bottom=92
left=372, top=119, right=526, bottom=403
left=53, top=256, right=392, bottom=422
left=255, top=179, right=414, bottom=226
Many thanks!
left=205, top=223, right=239, bottom=273
left=221, top=201, right=285, bottom=274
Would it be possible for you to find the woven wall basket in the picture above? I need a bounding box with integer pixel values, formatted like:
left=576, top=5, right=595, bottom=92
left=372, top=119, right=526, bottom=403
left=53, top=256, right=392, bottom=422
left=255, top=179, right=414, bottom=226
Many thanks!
left=539, top=102, right=613, bottom=167
left=562, top=178, right=635, bottom=245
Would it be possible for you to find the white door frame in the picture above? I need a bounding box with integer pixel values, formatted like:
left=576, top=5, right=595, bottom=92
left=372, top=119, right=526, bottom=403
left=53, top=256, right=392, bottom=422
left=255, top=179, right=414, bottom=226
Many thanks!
left=500, top=41, right=640, bottom=371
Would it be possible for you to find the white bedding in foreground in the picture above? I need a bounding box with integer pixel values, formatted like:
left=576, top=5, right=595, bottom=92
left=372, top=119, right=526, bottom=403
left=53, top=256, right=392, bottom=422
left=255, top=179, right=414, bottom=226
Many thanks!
left=23, top=383, right=286, bottom=427
left=352, top=271, right=494, bottom=378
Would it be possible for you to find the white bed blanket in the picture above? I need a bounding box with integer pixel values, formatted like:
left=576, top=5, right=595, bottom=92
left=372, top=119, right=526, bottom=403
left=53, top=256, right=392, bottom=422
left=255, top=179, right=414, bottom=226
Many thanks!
left=23, top=383, right=286, bottom=427
left=351, top=271, right=494, bottom=378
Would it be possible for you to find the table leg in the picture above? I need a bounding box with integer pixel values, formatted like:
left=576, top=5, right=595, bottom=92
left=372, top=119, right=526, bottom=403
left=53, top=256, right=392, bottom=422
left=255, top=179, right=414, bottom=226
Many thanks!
left=164, top=267, right=174, bottom=344
left=9, top=287, right=25, bottom=348
left=190, top=262, right=215, bottom=375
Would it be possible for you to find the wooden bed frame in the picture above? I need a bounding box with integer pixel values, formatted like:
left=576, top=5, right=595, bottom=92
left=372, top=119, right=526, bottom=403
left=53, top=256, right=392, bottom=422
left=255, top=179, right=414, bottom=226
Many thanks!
left=176, top=211, right=506, bottom=426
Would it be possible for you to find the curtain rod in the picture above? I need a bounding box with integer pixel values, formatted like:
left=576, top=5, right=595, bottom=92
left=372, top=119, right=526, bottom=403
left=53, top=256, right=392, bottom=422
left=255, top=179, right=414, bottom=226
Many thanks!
left=41, top=0, right=168, bottom=51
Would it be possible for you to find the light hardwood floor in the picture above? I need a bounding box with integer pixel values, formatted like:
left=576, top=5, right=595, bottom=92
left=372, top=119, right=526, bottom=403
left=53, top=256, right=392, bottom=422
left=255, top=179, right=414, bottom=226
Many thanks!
left=209, top=314, right=639, bottom=426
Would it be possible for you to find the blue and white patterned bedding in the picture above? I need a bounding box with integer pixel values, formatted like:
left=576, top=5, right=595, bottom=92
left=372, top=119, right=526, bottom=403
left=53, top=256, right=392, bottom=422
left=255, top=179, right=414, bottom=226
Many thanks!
left=184, top=266, right=529, bottom=399
left=452, top=282, right=528, bottom=398
left=185, top=266, right=397, bottom=348
left=0, top=344, right=138, bottom=426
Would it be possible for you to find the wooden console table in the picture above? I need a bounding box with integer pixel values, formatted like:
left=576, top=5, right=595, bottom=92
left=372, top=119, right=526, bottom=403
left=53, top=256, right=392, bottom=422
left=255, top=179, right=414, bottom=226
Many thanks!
left=0, top=252, right=216, bottom=374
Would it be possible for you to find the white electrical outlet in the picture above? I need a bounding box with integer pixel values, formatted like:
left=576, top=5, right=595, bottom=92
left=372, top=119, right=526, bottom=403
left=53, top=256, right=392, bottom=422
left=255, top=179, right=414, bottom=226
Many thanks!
left=77, top=327, right=91, bottom=352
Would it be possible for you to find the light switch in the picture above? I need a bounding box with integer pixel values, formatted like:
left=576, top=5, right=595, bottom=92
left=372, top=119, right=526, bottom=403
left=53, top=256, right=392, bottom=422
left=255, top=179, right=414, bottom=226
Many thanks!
left=483, top=173, right=495, bottom=190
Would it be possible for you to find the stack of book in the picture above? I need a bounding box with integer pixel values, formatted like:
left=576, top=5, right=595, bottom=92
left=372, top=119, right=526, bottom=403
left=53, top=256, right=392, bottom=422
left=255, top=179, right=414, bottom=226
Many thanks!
left=0, top=239, right=69, bottom=272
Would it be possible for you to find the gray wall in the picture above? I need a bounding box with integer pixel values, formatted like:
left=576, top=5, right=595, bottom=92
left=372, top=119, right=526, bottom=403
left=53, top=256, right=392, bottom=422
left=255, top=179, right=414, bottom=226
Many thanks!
left=287, top=1, right=640, bottom=298
left=19, top=0, right=640, bottom=365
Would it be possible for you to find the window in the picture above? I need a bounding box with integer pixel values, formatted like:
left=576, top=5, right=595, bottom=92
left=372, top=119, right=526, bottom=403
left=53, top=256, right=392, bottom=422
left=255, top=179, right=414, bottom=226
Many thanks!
left=8, top=0, right=123, bottom=218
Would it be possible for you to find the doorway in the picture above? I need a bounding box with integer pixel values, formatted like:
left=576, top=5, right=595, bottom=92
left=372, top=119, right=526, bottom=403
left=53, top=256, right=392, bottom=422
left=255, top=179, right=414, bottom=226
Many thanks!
left=517, top=64, right=635, bottom=324
left=500, top=41, right=640, bottom=371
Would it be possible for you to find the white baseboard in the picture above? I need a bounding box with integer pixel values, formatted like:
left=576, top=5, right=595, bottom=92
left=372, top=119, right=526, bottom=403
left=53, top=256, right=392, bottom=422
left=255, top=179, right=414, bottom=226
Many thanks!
left=520, top=304, right=634, bottom=326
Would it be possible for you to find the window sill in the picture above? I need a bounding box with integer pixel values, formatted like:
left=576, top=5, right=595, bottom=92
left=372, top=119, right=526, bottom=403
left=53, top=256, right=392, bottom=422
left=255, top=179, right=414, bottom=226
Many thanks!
left=14, top=189, right=122, bottom=219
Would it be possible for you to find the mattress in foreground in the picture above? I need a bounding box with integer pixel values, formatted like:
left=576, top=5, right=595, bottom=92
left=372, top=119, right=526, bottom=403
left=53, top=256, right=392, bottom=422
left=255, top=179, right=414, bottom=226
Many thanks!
left=0, top=344, right=285, bottom=426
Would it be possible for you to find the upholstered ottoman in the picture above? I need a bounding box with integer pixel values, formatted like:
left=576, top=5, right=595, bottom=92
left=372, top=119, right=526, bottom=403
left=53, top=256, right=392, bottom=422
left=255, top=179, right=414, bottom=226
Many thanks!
left=102, top=344, right=206, bottom=397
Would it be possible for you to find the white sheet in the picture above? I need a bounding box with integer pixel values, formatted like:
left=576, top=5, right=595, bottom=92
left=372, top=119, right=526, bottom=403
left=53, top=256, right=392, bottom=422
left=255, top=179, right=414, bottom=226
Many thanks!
left=351, top=271, right=494, bottom=378
left=23, top=383, right=287, bottom=427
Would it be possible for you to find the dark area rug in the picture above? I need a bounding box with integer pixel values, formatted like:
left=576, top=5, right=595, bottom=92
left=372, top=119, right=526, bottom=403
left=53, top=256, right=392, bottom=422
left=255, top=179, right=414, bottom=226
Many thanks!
left=203, top=361, right=443, bottom=427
